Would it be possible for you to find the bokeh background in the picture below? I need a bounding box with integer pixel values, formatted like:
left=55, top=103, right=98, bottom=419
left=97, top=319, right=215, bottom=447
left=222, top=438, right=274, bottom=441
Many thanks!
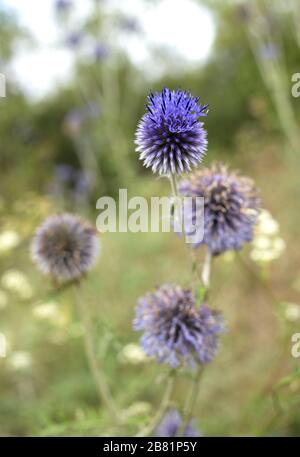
left=0, top=0, right=300, bottom=437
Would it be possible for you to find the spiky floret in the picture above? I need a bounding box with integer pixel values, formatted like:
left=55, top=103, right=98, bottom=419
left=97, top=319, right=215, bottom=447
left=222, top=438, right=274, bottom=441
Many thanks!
left=179, top=163, right=260, bottom=255
left=31, top=213, right=99, bottom=283
left=156, top=409, right=201, bottom=437
left=134, top=284, right=224, bottom=368
left=135, top=88, right=208, bottom=175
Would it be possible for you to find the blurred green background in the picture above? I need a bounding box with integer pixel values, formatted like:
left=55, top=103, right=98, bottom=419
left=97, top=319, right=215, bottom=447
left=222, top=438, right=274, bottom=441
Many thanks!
left=0, top=0, right=300, bottom=436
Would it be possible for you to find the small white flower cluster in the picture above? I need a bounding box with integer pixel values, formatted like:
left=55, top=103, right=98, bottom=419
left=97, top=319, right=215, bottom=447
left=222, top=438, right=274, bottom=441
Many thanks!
left=118, top=343, right=149, bottom=365
left=0, top=230, right=20, bottom=254
left=33, top=301, right=60, bottom=321
left=1, top=270, right=34, bottom=300
left=8, top=351, right=33, bottom=371
left=284, top=302, right=300, bottom=323
left=250, top=210, right=285, bottom=263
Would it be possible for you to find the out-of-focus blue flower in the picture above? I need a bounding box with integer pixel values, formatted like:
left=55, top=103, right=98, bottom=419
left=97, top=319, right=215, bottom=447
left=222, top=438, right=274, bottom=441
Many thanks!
left=74, top=171, right=91, bottom=196
left=55, top=164, right=74, bottom=183
left=55, top=0, right=72, bottom=13
left=120, top=16, right=141, bottom=34
left=135, top=88, right=208, bottom=175
left=179, top=163, right=260, bottom=256
left=156, top=409, right=201, bottom=437
left=63, top=109, right=84, bottom=136
left=63, top=104, right=101, bottom=136
left=134, top=284, right=224, bottom=368
left=66, top=32, right=82, bottom=48
left=94, top=43, right=108, bottom=61
left=258, top=43, right=279, bottom=61
left=31, top=214, right=99, bottom=283
left=48, top=164, right=92, bottom=203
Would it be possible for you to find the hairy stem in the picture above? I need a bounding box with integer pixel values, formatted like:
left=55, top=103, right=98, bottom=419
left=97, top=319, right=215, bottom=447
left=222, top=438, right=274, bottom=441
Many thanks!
left=135, top=373, right=176, bottom=437
left=169, top=173, right=178, bottom=198
left=73, top=283, right=120, bottom=422
left=180, top=366, right=204, bottom=435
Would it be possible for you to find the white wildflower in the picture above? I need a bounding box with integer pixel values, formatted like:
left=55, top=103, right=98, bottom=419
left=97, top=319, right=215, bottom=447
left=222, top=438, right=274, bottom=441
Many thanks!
left=1, top=270, right=34, bottom=299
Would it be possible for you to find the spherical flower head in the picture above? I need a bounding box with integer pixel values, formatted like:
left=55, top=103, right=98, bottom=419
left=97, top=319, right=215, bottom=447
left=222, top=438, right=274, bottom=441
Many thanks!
left=135, top=88, right=208, bottom=175
left=134, top=284, right=224, bottom=368
left=66, top=32, right=82, bottom=49
left=94, top=43, right=108, bottom=61
left=31, top=213, right=100, bottom=283
left=156, top=409, right=201, bottom=437
left=55, top=0, right=72, bottom=12
left=179, top=163, right=260, bottom=256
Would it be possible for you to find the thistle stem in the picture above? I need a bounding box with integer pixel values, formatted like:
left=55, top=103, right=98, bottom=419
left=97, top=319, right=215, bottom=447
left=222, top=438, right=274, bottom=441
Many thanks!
left=180, top=366, right=204, bottom=435
left=135, top=372, right=176, bottom=437
left=201, top=249, right=212, bottom=293
left=169, top=173, right=178, bottom=198
left=73, top=283, right=120, bottom=422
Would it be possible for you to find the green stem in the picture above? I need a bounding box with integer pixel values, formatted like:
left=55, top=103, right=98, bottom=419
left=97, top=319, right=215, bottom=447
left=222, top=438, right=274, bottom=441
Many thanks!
left=180, top=366, right=204, bottom=435
left=169, top=173, right=178, bottom=198
left=135, top=373, right=176, bottom=437
left=73, top=283, right=120, bottom=422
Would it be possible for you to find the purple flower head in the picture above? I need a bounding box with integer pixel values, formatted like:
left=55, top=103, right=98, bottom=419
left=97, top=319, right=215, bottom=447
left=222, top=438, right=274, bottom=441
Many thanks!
left=94, top=43, right=108, bottom=61
left=31, top=214, right=100, bottom=283
left=66, top=32, right=82, bottom=48
left=258, top=43, right=279, bottom=61
left=156, top=409, right=201, bottom=437
left=55, top=164, right=75, bottom=183
left=134, top=284, right=224, bottom=368
left=50, top=164, right=91, bottom=201
left=63, top=109, right=84, bottom=136
left=74, top=171, right=91, bottom=196
left=135, top=88, right=208, bottom=175
left=120, top=16, right=140, bottom=33
left=179, top=163, right=260, bottom=256
left=55, top=0, right=72, bottom=13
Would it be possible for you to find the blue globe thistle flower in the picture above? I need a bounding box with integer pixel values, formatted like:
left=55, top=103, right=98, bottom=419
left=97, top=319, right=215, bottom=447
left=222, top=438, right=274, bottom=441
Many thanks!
left=49, top=165, right=91, bottom=203
left=156, top=409, right=201, bottom=437
left=258, top=43, right=279, bottom=61
left=133, top=284, right=224, bottom=368
left=135, top=88, right=208, bottom=175
left=120, top=17, right=140, bottom=34
left=66, top=32, right=82, bottom=49
left=94, top=43, right=108, bottom=61
left=31, top=214, right=99, bottom=283
left=55, top=0, right=72, bottom=12
left=63, top=109, right=84, bottom=136
left=179, top=163, right=260, bottom=256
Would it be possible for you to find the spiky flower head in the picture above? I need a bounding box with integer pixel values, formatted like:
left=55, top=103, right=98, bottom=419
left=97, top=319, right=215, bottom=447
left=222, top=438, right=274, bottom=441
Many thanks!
left=179, top=163, right=259, bottom=256
left=31, top=213, right=99, bottom=283
left=135, top=88, right=208, bottom=175
left=156, top=409, right=201, bottom=437
left=134, top=284, right=224, bottom=368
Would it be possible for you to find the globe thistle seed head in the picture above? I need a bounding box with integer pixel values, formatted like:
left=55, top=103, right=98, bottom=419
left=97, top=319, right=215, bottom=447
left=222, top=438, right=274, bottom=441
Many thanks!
left=179, top=163, right=260, bottom=256
left=31, top=213, right=99, bottom=283
left=134, top=284, right=224, bottom=368
left=135, top=88, right=208, bottom=175
left=156, top=409, right=201, bottom=438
